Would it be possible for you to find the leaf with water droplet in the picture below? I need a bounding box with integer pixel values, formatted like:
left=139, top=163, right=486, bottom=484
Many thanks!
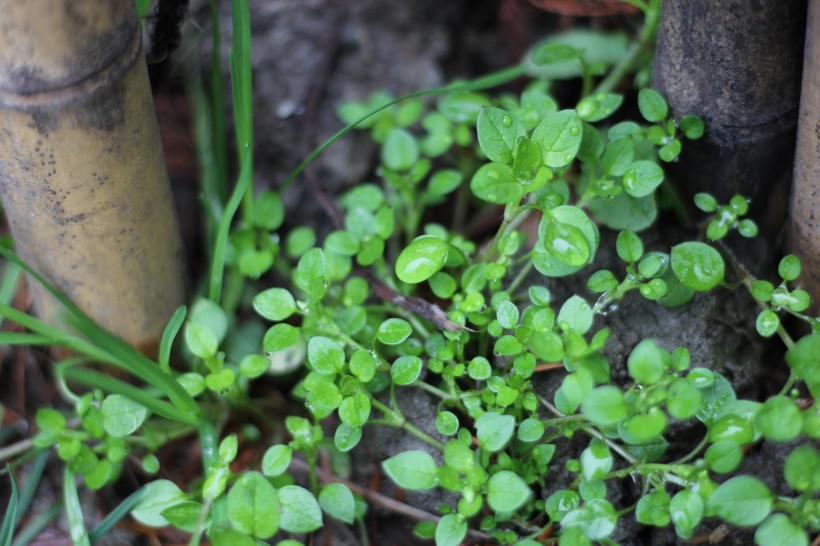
left=671, top=242, right=725, bottom=291
left=470, top=162, right=523, bottom=204
left=576, top=92, right=623, bottom=122
left=477, top=107, right=526, bottom=164
left=512, top=137, right=542, bottom=181
left=533, top=205, right=599, bottom=277
left=622, top=160, right=664, bottom=198
left=531, top=110, right=583, bottom=168
left=395, top=236, right=449, bottom=283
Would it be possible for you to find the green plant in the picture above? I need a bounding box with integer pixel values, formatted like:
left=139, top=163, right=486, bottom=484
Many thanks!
left=1, top=1, right=818, bottom=545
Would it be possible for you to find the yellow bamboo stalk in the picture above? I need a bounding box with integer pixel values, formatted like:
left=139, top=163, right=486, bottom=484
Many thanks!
left=788, top=0, right=820, bottom=310
left=0, top=0, right=186, bottom=355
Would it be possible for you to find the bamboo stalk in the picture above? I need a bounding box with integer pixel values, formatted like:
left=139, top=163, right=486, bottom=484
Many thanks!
left=0, top=0, right=186, bottom=355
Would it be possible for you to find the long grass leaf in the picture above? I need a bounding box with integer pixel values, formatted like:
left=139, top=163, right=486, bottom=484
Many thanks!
left=87, top=486, right=145, bottom=543
left=61, top=367, right=197, bottom=426
left=0, top=262, right=21, bottom=330
left=0, top=333, right=58, bottom=346
left=63, top=469, right=90, bottom=546
left=281, top=64, right=525, bottom=190
left=13, top=451, right=48, bottom=528
left=0, top=466, right=19, bottom=546
left=158, top=306, right=186, bottom=374
left=10, top=503, right=61, bottom=546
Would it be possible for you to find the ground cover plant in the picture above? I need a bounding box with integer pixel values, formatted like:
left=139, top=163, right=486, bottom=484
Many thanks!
left=0, top=1, right=818, bottom=545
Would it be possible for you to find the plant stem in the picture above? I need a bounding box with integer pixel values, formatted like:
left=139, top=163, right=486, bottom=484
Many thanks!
left=593, top=0, right=660, bottom=95
left=370, top=398, right=444, bottom=450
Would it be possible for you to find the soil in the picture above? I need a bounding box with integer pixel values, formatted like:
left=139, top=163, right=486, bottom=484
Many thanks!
left=0, top=1, right=802, bottom=545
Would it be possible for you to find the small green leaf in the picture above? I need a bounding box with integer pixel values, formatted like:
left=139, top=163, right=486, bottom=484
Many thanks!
left=666, top=379, right=701, bottom=420
left=638, top=89, right=668, bottom=122
left=131, top=480, right=186, bottom=527
left=349, top=349, right=377, bottom=382
left=470, top=162, right=523, bottom=204
left=635, top=489, right=671, bottom=527
left=706, top=476, right=772, bottom=527
left=557, top=295, right=593, bottom=335
left=305, top=379, right=342, bottom=419
left=278, top=485, right=323, bottom=533
left=754, top=395, right=801, bottom=442
left=784, top=333, right=820, bottom=397
left=263, top=323, right=300, bottom=352
left=319, top=483, right=355, bottom=524
left=377, top=318, right=413, bottom=345
left=382, top=128, right=419, bottom=171
left=101, top=395, right=148, bottom=438
left=618, top=409, right=668, bottom=444
left=476, top=412, right=516, bottom=452
left=325, top=231, right=360, bottom=256
left=391, top=355, right=423, bottom=385
left=622, top=160, right=664, bottom=198
left=496, top=300, right=519, bottom=329
left=581, top=386, right=626, bottom=426
left=382, top=450, right=438, bottom=490
left=435, top=514, right=467, bottom=546
left=252, top=191, right=284, bottom=230
left=293, top=247, right=326, bottom=301
left=307, top=336, right=345, bottom=375
left=616, top=231, right=643, bottom=263
left=561, top=498, right=617, bottom=540
left=580, top=440, right=612, bottom=481
left=694, top=193, right=718, bottom=212
left=338, top=392, right=371, bottom=427
left=755, top=309, right=780, bottom=337
left=783, top=445, right=820, bottom=492
left=679, top=115, right=705, bottom=139
left=395, top=236, right=449, bottom=283
left=427, top=170, right=463, bottom=197
left=754, top=513, right=809, bottom=546
left=467, top=356, right=492, bottom=381
left=185, top=322, right=218, bottom=359
left=227, top=471, right=280, bottom=539
left=576, top=93, right=623, bottom=122
left=487, top=470, right=532, bottom=512
left=262, top=445, right=293, bottom=477
left=627, top=339, right=669, bottom=385
left=239, top=354, right=269, bottom=379
left=669, top=489, right=703, bottom=540
left=334, top=424, right=362, bottom=452
left=436, top=411, right=459, bottom=436
left=532, top=42, right=583, bottom=65
left=704, top=441, right=742, bottom=473
left=531, top=110, right=583, bottom=168
left=477, top=107, right=526, bottom=164
left=253, top=288, right=297, bottom=321
left=517, top=417, right=545, bottom=442
left=671, top=242, right=725, bottom=291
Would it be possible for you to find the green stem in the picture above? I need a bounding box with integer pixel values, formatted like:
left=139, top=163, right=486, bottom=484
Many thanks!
left=370, top=398, right=445, bottom=450
left=593, top=0, right=660, bottom=95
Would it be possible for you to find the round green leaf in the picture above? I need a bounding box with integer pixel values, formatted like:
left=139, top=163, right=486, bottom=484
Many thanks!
left=306, top=379, right=343, bottom=419
left=576, top=92, right=623, bottom=122
left=227, top=471, right=280, bottom=539
left=101, top=395, right=148, bottom=438
left=185, top=322, right=218, bottom=359
left=263, top=323, right=300, bottom=353
left=616, top=231, right=643, bottom=263
left=334, top=423, right=362, bottom=452
left=534, top=205, right=599, bottom=277
left=671, top=242, right=725, bottom=291
left=704, top=441, right=742, bottom=474
left=470, top=162, right=523, bottom=204
left=391, top=355, right=423, bottom=385
left=239, top=355, right=269, bottom=379
left=618, top=409, right=668, bottom=444
left=338, top=392, right=371, bottom=427
left=307, top=336, right=345, bottom=375
left=561, top=498, right=617, bottom=540
left=669, top=489, right=703, bottom=540
left=382, top=450, right=438, bottom=491
left=785, top=334, right=820, bottom=397
left=784, top=445, right=820, bottom=492
left=754, top=396, right=801, bottom=442
left=319, top=483, right=355, bottom=524
left=627, top=339, right=669, bottom=385
left=680, top=115, right=705, bottom=139
left=706, top=476, right=772, bottom=527
left=436, top=411, right=459, bottom=436
left=131, top=480, right=186, bottom=527
left=252, top=191, right=284, bottom=231
left=582, top=386, right=627, bottom=426
left=377, top=318, right=413, bottom=345
left=531, top=109, right=583, bottom=168
left=467, top=356, right=492, bottom=381
left=324, top=231, right=360, bottom=256
left=278, top=485, right=323, bottom=533
left=395, top=236, right=449, bottom=284
left=262, top=445, right=293, bottom=477
left=557, top=295, right=593, bottom=335
left=756, top=309, right=780, bottom=337
left=476, top=412, right=516, bottom=452
left=635, top=489, right=671, bottom=527
left=754, top=513, right=808, bottom=546
left=580, top=441, right=613, bottom=481
left=622, top=160, right=664, bottom=198
left=382, top=128, right=419, bottom=171
left=666, top=379, right=701, bottom=420
left=477, top=107, right=526, bottom=164
left=517, top=417, right=545, bottom=442
left=638, top=89, right=668, bottom=122
left=487, top=470, right=532, bottom=513
left=435, top=514, right=467, bottom=546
